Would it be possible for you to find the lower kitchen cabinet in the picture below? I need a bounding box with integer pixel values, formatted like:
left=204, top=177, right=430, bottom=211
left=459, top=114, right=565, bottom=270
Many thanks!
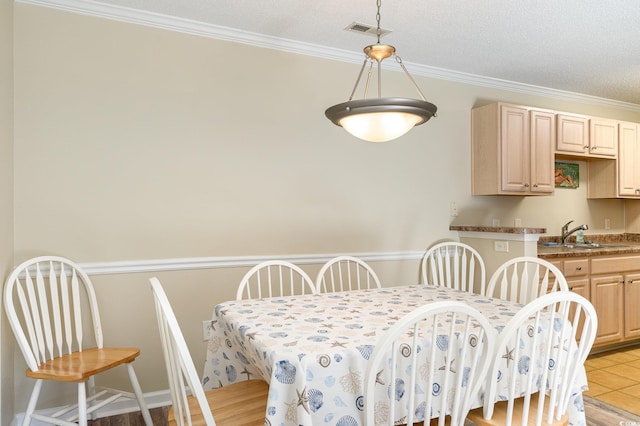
left=590, top=274, right=625, bottom=345
left=546, top=254, right=640, bottom=348
left=625, top=273, right=640, bottom=339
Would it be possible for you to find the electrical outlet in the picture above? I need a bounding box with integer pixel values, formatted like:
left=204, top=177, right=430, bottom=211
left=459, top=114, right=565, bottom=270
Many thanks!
left=514, top=218, right=522, bottom=227
left=494, top=241, right=509, bottom=252
left=604, top=218, right=611, bottom=230
left=202, top=320, right=214, bottom=341
left=492, top=218, right=501, bottom=227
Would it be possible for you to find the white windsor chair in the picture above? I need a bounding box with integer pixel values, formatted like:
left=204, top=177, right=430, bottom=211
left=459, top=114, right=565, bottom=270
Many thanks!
left=150, top=277, right=269, bottom=426
left=467, top=291, right=597, bottom=426
left=3, top=256, right=152, bottom=426
left=236, top=260, right=317, bottom=300
left=485, top=256, right=569, bottom=304
left=315, top=255, right=381, bottom=293
left=365, top=301, right=496, bottom=426
left=421, top=241, right=486, bottom=294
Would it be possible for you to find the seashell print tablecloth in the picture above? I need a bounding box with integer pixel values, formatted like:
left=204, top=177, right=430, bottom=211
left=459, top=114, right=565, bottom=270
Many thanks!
left=202, top=284, right=588, bottom=426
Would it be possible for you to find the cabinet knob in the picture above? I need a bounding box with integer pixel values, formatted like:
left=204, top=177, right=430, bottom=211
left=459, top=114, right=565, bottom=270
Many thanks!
left=592, top=146, right=597, bottom=150
left=584, top=145, right=590, bottom=150
left=533, top=184, right=538, bottom=188
left=576, top=266, right=582, bottom=271
left=630, top=279, right=634, bottom=284
left=524, top=183, right=530, bottom=188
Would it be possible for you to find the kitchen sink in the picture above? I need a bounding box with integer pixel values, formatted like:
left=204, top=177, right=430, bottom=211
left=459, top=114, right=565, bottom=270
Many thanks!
left=562, top=243, right=630, bottom=249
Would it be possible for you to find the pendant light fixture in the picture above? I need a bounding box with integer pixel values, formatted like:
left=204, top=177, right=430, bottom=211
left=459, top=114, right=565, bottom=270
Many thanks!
left=325, top=0, right=437, bottom=142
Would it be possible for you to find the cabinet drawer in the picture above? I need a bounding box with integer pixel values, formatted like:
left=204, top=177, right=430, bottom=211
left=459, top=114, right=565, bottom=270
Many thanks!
left=591, top=255, right=640, bottom=275
left=563, top=259, right=589, bottom=277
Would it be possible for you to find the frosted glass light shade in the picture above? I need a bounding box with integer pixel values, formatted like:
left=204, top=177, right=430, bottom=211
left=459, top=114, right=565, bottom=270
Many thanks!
left=325, top=98, right=437, bottom=142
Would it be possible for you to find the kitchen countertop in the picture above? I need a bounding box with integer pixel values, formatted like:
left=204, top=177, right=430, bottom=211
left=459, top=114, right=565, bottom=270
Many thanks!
left=450, top=225, right=546, bottom=234
left=537, top=233, right=640, bottom=259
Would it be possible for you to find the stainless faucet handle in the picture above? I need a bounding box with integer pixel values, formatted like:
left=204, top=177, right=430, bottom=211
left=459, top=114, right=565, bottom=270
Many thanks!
left=562, top=220, right=574, bottom=232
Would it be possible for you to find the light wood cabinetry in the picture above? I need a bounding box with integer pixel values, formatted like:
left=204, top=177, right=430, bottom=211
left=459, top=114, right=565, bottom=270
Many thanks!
left=472, top=103, right=554, bottom=195
left=590, top=274, right=625, bottom=345
left=557, top=114, right=589, bottom=155
left=625, top=272, right=640, bottom=339
left=556, top=114, right=618, bottom=158
left=587, top=121, right=640, bottom=199
left=590, top=255, right=640, bottom=345
left=543, top=254, right=640, bottom=347
left=563, top=258, right=590, bottom=300
left=590, top=118, right=618, bottom=157
left=618, top=122, right=640, bottom=196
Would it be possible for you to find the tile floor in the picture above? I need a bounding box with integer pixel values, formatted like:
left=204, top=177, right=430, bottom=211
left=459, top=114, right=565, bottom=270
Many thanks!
left=584, top=344, right=640, bottom=416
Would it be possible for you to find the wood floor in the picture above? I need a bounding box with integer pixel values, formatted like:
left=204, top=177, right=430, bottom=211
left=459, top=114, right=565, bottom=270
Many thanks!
left=93, top=345, right=640, bottom=426
left=93, top=395, right=640, bottom=426
left=88, top=406, right=169, bottom=426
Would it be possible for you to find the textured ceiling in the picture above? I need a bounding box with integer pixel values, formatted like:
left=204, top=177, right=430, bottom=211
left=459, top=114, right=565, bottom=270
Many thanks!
left=30, top=0, right=640, bottom=107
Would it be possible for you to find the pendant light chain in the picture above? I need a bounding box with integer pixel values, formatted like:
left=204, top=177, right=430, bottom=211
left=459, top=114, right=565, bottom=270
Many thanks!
left=376, top=0, right=382, bottom=44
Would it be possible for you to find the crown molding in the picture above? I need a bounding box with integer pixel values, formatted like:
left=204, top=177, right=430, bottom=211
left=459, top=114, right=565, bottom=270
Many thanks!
left=17, top=0, right=640, bottom=112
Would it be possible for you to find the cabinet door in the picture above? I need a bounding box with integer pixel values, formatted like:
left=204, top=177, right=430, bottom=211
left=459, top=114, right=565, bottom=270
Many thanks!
left=591, top=274, right=624, bottom=345
left=625, top=273, right=640, bottom=339
left=568, top=277, right=590, bottom=340
left=529, top=110, right=555, bottom=193
left=618, top=122, right=640, bottom=196
left=557, top=114, right=589, bottom=154
left=589, top=118, right=618, bottom=157
left=500, top=105, right=530, bottom=192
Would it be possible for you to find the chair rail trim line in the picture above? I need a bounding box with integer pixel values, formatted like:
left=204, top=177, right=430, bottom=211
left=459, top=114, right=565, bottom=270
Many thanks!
left=78, top=251, right=425, bottom=275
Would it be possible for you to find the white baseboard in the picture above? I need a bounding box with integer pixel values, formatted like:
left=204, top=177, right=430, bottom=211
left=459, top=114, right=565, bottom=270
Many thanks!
left=12, top=390, right=172, bottom=426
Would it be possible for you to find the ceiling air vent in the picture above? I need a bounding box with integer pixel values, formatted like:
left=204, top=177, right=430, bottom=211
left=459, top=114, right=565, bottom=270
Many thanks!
left=344, top=22, right=391, bottom=38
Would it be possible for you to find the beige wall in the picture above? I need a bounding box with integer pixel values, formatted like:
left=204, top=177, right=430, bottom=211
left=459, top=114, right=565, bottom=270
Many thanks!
left=1, top=0, right=14, bottom=423
left=7, top=2, right=640, bottom=418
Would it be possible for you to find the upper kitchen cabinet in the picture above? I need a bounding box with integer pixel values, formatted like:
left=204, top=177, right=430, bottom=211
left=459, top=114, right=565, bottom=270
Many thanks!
left=472, top=103, right=555, bottom=196
left=588, top=121, right=640, bottom=199
left=556, top=114, right=618, bottom=158
left=617, top=122, right=640, bottom=197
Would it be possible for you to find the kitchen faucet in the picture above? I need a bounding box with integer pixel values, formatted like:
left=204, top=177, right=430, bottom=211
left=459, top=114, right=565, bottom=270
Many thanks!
left=561, top=220, right=589, bottom=244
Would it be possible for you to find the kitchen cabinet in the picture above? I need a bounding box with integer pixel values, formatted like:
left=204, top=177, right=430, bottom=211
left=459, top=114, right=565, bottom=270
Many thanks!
left=590, top=274, right=625, bottom=345
left=590, top=255, right=640, bottom=345
left=624, top=272, right=640, bottom=339
left=618, top=122, right=640, bottom=196
left=587, top=121, right=640, bottom=199
left=590, top=118, right=618, bottom=157
left=471, top=103, right=554, bottom=195
left=541, top=253, right=640, bottom=347
left=551, top=258, right=590, bottom=338
left=556, top=113, right=589, bottom=155
left=556, top=114, right=618, bottom=158
left=563, top=258, right=590, bottom=299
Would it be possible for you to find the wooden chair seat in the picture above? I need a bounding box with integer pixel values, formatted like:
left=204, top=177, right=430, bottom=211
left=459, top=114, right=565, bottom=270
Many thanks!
left=168, top=379, right=269, bottom=426
left=26, top=347, right=141, bottom=382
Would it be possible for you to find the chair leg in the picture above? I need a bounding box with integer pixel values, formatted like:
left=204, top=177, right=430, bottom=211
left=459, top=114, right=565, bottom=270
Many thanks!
left=126, top=363, right=153, bottom=426
left=77, top=382, right=88, bottom=426
left=21, top=379, right=43, bottom=426
left=87, top=376, right=97, bottom=420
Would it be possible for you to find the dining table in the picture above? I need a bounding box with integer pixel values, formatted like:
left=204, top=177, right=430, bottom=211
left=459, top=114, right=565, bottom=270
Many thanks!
left=201, top=284, right=589, bottom=426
